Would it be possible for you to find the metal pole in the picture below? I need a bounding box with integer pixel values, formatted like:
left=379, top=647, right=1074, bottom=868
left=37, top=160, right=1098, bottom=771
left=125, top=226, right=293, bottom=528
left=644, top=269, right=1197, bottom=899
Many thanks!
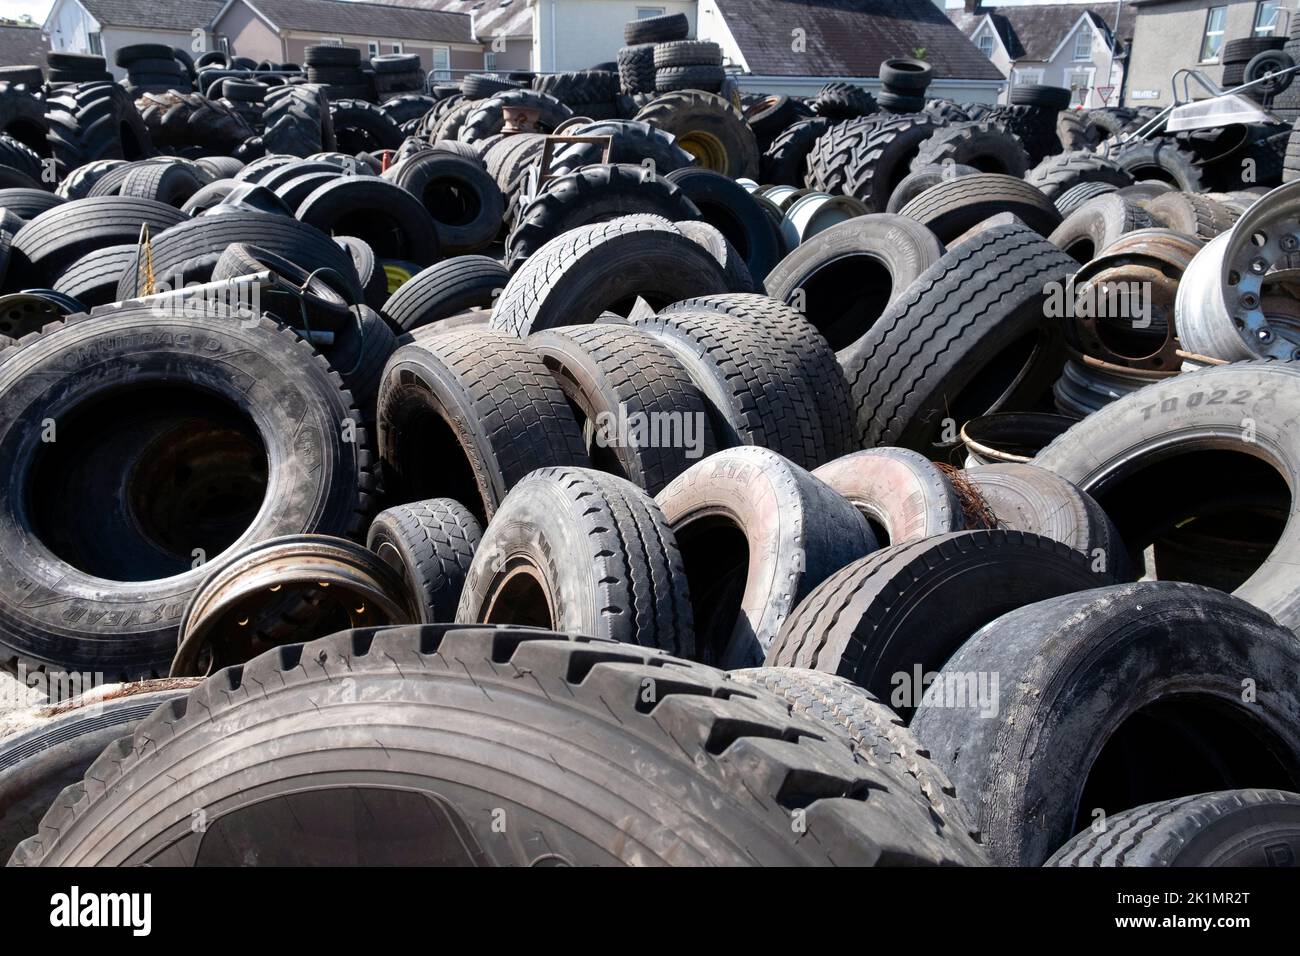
left=1108, top=0, right=1122, bottom=106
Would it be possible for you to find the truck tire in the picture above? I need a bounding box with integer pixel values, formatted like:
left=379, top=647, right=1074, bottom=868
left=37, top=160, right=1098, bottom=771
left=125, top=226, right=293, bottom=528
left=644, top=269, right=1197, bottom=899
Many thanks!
left=812, top=448, right=966, bottom=546
left=366, top=498, right=481, bottom=623
left=381, top=256, right=507, bottom=332
left=1046, top=193, right=1156, bottom=263
left=806, top=114, right=940, bottom=213
left=385, top=150, right=503, bottom=255
left=910, top=120, right=1030, bottom=177
left=1025, top=150, right=1134, bottom=202
left=898, top=173, right=1061, bottom=243
left=912, top=583, right=1300, bottom=865
left=655, top=446, right=877, bottom=668
left=297, top=176, right=440, bottom=265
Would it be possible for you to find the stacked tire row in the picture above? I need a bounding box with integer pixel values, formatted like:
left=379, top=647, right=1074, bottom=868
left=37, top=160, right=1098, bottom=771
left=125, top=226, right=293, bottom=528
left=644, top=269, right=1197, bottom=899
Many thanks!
left=4, top=23, right=1300, bottom=870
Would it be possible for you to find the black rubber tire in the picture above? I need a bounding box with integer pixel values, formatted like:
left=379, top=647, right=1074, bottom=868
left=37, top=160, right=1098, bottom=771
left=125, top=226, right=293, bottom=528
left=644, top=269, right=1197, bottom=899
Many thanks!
left=1034, top=362, right=1300, bottom=631
left=491, top=217, right=729, bottom=336
left=1053, top=179, right=1121, bottom=217
left=1142, top=190, right=1238, bottom=239
left=297, top=176, right=439, bottom=266
left=730, top=666, right=985, bottom=850
left=664, top=167, right=781, bottom=282
left=964, top=463, right=1128, bottom=578
left=0, top=82, right=49, bottom=159
left=763, top=213, right=944, bottom=357
left=912, top=582, right=1300, bottom=866
left=910, top=120, right=1030, bottom=178
left=482, top=131, right=547, bottom=226
left=624, top=12, right=690, bottom=45
left=654, top=65, right=726, bottom=94
left=456, top=467, right=692, bottom=654
left=533, top=69, right=621, bottom=107
left=898, top=173, right=1061, bottom=243
left=459, top=89, right=572, bottom=145
left=1047, top=789, right=1300, bottom=867
left=377, top=327, right=588, bottom=523
left=841, top=223, right=1077, bottom=454
left=617, top=44, right=657, bottom=95
left=44, top=82, right=153, bottom=176
left=506, top=163, right=701, bottom=271
left=760, top=117, right=832, bottom=186
left=195, top=155, right=245, bottom=180
left=674, top=219, right=755, bottom=293
left=885, top=163, right=979, bottom=213
left=0, top=188, right=63, bottom=220
left=767, top=529, right=1110, bottom=717
left=135, top=91, right=253, bottom=154
left=379, top=93, right=436, bottom=126
left=654, top=445, right=876, bottom=668
left=366, top=498, right=480, bottom=624
left=0, top=308, right=373, bottom=678
left=49, top=243, right=138, bottom=306
left=0, top=67, right=44, bottom=88
left=112, top=209, right=360, bottom=302
left=0, top=682, right=199, bottom=862
left=745, top=95, right=813, bottom=148
left=328, top=98, right=403, bottom=153
left=0, top=133, right=44, bottom=186
left=550, top=119, right=695, bottom=175
left=1009, top=84, right=1072, bottom=110
left=11, top=196, right=188, bottom=287
left=304, top=45, right=361, bottom=68
left=8, top=623, right=981, bottom=866
left=385, top=150, right=503, bottom=256
left=117, top=160, right=210, bottom=207
left=812, top=82, right=876, bottom=120
left=262, top=85, right=331, bottom=158
left=812, top=447, right=966, bottom=546
left=334, top=235, right=387, bottom=309
left=459, top=73, right=516, bottom=99
left=1113, top=138, right=1206, bottom=192
left=527, top=324, right=717, bottom=494
left=1025, top=149, right=1134, bottom=202
left=876, top=90, right=926, bottom=114
left=1046, top=193, right=1157, bottom=263
left=652, top=41, right=721, bottom=69
left=326, top=304, right=399, bottom=416
left=370, top=53, right=421, bottom=74
left=634, top=91, right=759, bottom=180
left=806, top=115, right=941, bottom=213
left=660, top=295, right=863, bottom=463
left=879, top=58, right=932, bottom=93
left=381, top=255, right=507, bottom=332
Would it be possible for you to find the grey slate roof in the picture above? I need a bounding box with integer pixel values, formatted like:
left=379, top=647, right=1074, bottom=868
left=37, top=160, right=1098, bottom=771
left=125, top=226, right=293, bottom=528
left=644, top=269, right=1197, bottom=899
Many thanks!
left=78, top=0, right=227, bottom=32
left=229, top=0, right=475, bottom=42
left=392, top=0, right=530, bottom=40
left=949, top=3, right=1134, bottom=63
left=714, top=0, right=1004, bottom=81
left=0, top=25, right=48, bottom=67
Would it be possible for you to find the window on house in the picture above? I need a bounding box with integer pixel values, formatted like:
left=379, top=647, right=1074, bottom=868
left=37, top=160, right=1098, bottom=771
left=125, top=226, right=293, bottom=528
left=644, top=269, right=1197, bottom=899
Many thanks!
left=432, top=45, right=451, bottom=81
left=319, top=38, right=343, bottom=46
left=392, top=42, right=403, bottom=54
left=484, top=50, right=497, bottom=71
left=87, top=32, right=103, bottom=55
left=1067, top=69, right=1093, bottom=105
left=1200, top=6, right=1227, bottom=62
left=637, top=7, right=666, bottom=18
left=1073, top=29, right=1092, bottom=61
left=1254, top=1, right=1280, bottom=37
left=368, top=41, right=379, bottom=58
left=1013, top=68, right=1043, bottom=86
left=978, top=32, right=994, bottom=58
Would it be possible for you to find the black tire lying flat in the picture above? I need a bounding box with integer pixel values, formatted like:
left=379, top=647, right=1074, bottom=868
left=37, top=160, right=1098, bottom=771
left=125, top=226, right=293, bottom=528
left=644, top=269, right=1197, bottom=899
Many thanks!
left=1047, top=789, right=1300, bottom=867
left=9, top=624, right=980, bottom=866
left=456, top=467, right=693, bottom=655
left=0, top=307, right=374, bottom=678
left=0, top=681, right=199, bottom=862
left=491, top=218, right=729, bottom=336
left=366, top=498, right=481, bottom=623
left=912, top=582, right=1300, bottom=866
left=376, top=328, right=589, bottom=523
left=766, top=530, right=1109, bottom=717
left=528, top=324, right=716, bottom=494
left=1034, top=362, right=1300, bottom=631
left=655, top=446, right=877, bottom=669
left=841, top=223, right=1077, bottom=454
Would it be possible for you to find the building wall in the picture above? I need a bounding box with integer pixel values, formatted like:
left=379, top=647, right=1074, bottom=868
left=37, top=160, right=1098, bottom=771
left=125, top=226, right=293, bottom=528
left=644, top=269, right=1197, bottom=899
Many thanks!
left=1029, top=18, right=1125, bottom=108
left=532, top=0, right=697, bottom=72
left=214, top=2, right=284, bottom=64
left=45, top=0, right=101, bottom=56
left=483, top=36, right=532, bottom=73
left=1125, top=0, right=1266, bottom=106
left=282, top=33, right=482, bottom=75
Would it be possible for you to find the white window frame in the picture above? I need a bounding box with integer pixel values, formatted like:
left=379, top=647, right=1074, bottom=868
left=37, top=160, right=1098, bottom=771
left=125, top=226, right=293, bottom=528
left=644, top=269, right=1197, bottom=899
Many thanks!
left=1072, top=30, right=1092, bottom=62
left=319, top=37, right=344, bottom=46
left=1013, top=67, right=1044, bottom=87
left=1200, top=6, right=1227, bottom=63
left=1254, top=1, right=1280, bottom=38
left=391, top=42, right=403, bottom=54
left=432, top=45, right=451, bottom=81
left=484, top=50, right=497, bottom=71
left=367, top=41, right=379, bottom=58
left=88, top=31, right=103, bottom=55
left=1066, top=67, right=1094, bottom=106
left=977, top=31, right=994, bottom=58
left=636, top=7, right=666, bottom=18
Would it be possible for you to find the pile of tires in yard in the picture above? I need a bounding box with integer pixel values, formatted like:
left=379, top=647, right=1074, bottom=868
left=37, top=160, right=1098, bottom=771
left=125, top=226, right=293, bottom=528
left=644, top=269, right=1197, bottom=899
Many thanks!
left=2, top=10, right=1300, bottom=868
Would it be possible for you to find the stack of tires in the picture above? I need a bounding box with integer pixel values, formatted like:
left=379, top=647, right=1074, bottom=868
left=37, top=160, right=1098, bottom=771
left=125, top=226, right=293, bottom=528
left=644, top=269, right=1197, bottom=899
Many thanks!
left=1221, top=35, right=1286, bottom=92
left=305, top=45, right=369, bottom=101
left=370, top=53, right=426, bottom=98
left=215, top=78, right=269, bottom=133
left=617, top=11, right=692, bottom=102
left=654, top=40, right=725, bottom=95
left=877, top=57, right=932, bottom=112
left=44, top=52, right=112, bottom=87
left=115, top=44, right=193, bottom=95
left=532, top=70, right=623, bottom=119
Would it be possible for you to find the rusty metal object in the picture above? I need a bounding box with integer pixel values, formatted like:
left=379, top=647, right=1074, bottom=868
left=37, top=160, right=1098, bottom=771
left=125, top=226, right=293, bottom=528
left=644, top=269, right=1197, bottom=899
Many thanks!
left=1053, top=349, right=1175, bottom=419
left=1071, top=227, right=1201, bottom=371
left=959, top=412, right=1075, bottom=466
left=171, top=534, right=418, bottom=676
